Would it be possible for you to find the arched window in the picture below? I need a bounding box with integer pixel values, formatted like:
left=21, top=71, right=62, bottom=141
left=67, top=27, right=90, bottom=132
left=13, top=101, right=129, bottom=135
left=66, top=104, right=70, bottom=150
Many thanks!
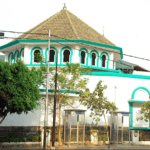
left=49, top=50, right=55, bottom=62
left=9, top=54, right=12, bottom=64
left=15, top=53, right=18, bottom=62
left=102, top=55, right=106, bottom=67
left=21, top=50, right=24, bottom=61
left=34, top=50, right=41, bottom=62
left=92, top=53, right=96, bottom=66
left=63, top=50, right=70, bottom=62
left=81, top=51, right=86, bottom=64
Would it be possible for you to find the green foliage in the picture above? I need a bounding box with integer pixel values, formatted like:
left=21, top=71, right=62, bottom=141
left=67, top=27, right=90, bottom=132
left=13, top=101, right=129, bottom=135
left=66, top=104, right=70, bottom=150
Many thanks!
left=0, top=60, right=44, bottom=123
left=98, top=134, right=107, bottom=143
left=80, top=80, right=117, bottom=125
left=137, top=101, right=150, bottom=122
left=39, top=61, right=92, bottom=105
left=0, top=134, right=41, bottom=143
left=34, top=52, right=42, bottom=63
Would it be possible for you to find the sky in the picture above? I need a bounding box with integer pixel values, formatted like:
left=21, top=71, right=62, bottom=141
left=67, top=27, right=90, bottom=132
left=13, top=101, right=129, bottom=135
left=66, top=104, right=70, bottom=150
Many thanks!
left=0, top=0, right=150, bottom=70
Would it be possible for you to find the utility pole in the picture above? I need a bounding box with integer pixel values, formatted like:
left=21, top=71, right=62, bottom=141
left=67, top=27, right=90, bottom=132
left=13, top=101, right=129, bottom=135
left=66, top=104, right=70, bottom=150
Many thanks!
left=52, top=38, right=58, bottom=147
left=43, top=30, right=50, bottom=150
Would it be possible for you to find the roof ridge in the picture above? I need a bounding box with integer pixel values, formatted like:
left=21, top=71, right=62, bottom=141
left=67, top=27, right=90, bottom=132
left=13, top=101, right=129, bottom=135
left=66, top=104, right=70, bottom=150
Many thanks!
left=17, top=10, right=62, bottom=40
left=64, top=9, right=79, bottom=39
left=66, top=10, right=115, bottom=46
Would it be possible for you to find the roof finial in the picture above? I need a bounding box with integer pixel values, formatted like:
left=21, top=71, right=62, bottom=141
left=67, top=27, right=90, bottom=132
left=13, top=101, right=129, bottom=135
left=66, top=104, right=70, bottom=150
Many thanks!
left=63, top=3, right=67, bottom=9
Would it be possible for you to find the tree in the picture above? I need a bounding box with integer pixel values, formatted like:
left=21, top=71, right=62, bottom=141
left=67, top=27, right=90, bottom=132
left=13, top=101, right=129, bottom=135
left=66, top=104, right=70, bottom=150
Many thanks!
left=0, top=60, right=44, bottom=124
left=137, top=101, right=150, bottom=122
left=42, top=62, right=92, bottom=147
left=79, top=80, right=117, bottom=128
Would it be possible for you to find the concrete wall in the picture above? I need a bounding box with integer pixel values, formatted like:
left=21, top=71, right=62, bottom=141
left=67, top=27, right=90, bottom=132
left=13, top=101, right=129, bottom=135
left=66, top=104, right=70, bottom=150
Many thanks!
left=1, top=75, right=150, bottom=128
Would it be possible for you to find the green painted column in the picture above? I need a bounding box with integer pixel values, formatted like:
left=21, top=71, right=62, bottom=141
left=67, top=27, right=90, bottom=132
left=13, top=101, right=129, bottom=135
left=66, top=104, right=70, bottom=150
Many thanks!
left=129, top=103, right=133, bottom=128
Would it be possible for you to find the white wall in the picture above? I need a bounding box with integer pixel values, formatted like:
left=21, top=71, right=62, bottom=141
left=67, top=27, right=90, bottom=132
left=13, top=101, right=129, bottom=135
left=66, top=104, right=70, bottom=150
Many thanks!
left=1, top=75, right=150, bottom=127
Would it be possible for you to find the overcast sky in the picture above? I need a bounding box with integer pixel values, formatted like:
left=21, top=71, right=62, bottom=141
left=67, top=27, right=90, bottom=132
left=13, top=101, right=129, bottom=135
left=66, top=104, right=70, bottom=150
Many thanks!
left=0, top=0, right=150, bottom=70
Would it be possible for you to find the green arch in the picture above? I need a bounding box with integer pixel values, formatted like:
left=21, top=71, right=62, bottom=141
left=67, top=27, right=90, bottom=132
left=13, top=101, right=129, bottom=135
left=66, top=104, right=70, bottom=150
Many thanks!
left=45, top=47, right=57, bottom=65
left=30, top=47, right=43, bottom=64
left=60, top=46, right=73, bottom=64
left=8, top=52, right=14, bottom=64
left=100, top=52, right=110, bottom=69
left=131, top=87, right=150, bottom=99
left=19, top=48, right=24, bottom=60
left=90, top=50, right=99, bottom=67
left=79, top=48, right=89, bottom=66
left=14, top=50, right=19, bottom=63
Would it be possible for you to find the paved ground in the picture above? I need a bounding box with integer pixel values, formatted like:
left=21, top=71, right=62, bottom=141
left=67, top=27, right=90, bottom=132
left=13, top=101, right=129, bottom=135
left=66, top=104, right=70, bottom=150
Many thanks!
left=0, top=144, right=150, bottom=150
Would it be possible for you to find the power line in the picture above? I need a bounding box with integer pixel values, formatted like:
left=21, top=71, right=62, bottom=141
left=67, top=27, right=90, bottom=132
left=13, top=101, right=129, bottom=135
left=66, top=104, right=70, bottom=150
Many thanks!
left=1, top=37, right=144, bottom=70
left=1, top=31, right=150, bottom=70
left=1, top=30, right=150, bottom=62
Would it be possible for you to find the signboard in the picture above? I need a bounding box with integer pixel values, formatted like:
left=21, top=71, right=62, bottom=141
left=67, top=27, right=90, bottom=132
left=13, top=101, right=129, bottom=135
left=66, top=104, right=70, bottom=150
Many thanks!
left=0, top=33, right=4, bottom=39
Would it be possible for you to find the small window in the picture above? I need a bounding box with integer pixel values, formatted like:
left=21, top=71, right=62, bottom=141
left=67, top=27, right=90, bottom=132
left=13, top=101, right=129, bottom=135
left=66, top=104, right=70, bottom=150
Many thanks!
left=81, top=51, right=86, bottom=64
left=49, top=50, right=55, bottom=62
left=63, top=50, right=70, bottom=62
left=102, top=55, right=106, bottom=67
left=92, top=53, right=96, bottom=66
left=34, top=50, right=41, bottom=62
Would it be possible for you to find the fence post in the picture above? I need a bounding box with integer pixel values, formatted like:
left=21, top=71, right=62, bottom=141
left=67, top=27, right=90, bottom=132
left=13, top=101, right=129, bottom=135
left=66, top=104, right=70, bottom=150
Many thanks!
left=41, top=129, right=51, bottom=147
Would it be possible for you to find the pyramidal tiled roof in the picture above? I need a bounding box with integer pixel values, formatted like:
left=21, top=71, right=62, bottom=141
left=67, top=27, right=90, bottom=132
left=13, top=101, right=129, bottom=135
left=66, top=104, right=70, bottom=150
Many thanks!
left=18, top=8, right=115, bottom=46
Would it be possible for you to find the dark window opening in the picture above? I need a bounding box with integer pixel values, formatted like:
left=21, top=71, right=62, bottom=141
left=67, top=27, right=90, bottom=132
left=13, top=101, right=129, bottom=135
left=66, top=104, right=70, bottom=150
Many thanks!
left=81, top=51, right=86, bottom=64
left=49, top=50, right=55, bottom=62
left=34, top=50, right=41, bottom=62
left=63, top=50, right=70, bottom=62
left=102, top=55, right=106, bottom=67
left=10, top=54, right=12, bottom=64
left=16, top=53, right=18, bottom=60
left=92, top=53, right=96, bottom=66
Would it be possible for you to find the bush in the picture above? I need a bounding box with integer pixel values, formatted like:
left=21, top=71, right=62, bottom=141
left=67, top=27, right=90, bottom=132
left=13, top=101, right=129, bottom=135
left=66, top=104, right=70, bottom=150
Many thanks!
left=0, top=134, right=41, bottom=143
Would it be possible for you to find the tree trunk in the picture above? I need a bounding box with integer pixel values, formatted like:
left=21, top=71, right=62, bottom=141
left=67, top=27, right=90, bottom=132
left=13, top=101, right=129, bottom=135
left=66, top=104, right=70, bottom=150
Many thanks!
left=103, top=112, right=108, bottom=130
left=58, top=97, right=62, bottom=147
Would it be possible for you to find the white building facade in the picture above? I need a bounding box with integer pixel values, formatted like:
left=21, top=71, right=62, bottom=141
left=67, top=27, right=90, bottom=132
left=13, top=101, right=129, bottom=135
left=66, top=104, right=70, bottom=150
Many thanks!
left=0, top=7, right=150, bottom=144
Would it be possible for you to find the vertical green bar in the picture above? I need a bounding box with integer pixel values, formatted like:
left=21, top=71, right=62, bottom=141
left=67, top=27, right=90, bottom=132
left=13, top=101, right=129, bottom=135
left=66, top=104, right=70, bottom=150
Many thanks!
left=149, top=112, right=150, bottom=128
left=129, top=103, right=133, bottom=128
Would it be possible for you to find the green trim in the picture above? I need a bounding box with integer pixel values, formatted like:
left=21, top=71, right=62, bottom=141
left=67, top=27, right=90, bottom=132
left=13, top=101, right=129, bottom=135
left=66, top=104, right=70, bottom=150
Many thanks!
left=0, top=40, right=19, bottom=50
left=100, top=52, right=110, bottom=69
left=45, top=46, right=57, bottom=65
left=129, top=103, right=133, bottom=128
left=129, top=87, right=150, bottom=130
left=131, top=87, right=150, bottom=99
left=84, top=72, right=150, bottom=80
left=8, top=52, right=14, bottom=63
left=0, top=39, right=123, bottom=59
left=25, top=63, right=121, bottom=72
left=60, top=46, right=73, bottom=64
left=128, top=100, right=147, bottom=103
left=90, top=50, right=99, bottom=67
left=25, top=64, right=150, bottom=80
left=30, top=47, right=43, bottom=65
left=14, top=50, right=19, bottom=63
left=130, top=127, right=150, bottom=130
left=19, top=48, right=24, bottom=60
left=79, top=48, right=89, bottom=66
left=40, top=89, right=79, bottom=94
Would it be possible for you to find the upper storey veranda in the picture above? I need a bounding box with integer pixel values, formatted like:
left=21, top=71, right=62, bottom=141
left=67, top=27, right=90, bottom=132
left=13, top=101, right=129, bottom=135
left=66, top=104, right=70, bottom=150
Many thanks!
left=0, top=39, right=123, bottom=72
left=0, top=8, right=123, bottom=72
